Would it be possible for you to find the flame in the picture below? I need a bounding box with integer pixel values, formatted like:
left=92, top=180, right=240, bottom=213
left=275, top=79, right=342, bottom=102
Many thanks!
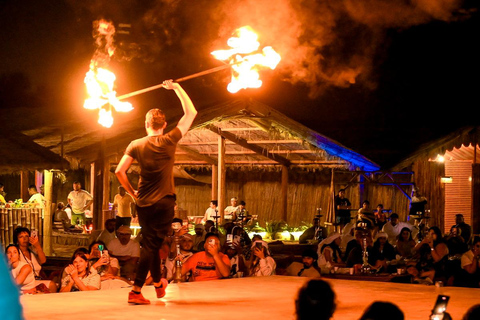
left=98, top=107, right=114, bottom=128
left=211, top=26, right=281, bottom=93
left=83, top=67, right=133, bottom=127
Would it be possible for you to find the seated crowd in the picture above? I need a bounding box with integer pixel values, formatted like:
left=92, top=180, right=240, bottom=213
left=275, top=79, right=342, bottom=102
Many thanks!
left=2, top=209, right=479, bottom=299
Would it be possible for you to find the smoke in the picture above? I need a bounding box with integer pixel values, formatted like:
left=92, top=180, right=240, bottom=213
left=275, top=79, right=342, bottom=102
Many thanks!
left=74, top=0, right=471, bottom=98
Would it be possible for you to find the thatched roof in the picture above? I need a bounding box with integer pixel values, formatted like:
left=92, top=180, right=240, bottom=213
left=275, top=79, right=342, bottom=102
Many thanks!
left=20, top=98, right=380, bottom=173
left=392, top=126, right=480, bottom=170
left=0, top=129, right=69, bottom=174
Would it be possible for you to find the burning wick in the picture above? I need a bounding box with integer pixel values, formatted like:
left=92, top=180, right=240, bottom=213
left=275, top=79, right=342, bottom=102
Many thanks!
left=83, top=67, right=133, bottom=128
left=211, top=26, right=281, bottom=93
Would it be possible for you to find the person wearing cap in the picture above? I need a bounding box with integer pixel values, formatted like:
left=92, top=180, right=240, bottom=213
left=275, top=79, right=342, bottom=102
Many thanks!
left=108, top=225, right=140, bottom=281
left=317, top=233, right=344, bottom=273
left=247, top=240, right=276, bottom=276
left=192, top=223, right=206, bottom=252
left=285, top=248, right=321, bottom=277
left=165, top=233, right=194, bottom=282
left=224, top=197, right=240, bottom=222
left=382, top=213, right=417, bottom=245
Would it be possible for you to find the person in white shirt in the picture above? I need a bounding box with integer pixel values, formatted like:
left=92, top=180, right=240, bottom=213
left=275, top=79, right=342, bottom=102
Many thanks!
left=224, top=197, right=240, bottom=222
left=27, top=185, right=45, bottom=208
left=382, top=213, right=418, bottom=245
left=202, top=200, right=218, bottom=224
left=113, top=186, right=136, bottom=230
left=67, top=181, right=93, bottom=225
left=108, top=225, right=140, bottom=280
left=247, top=240, right=276, bottom=276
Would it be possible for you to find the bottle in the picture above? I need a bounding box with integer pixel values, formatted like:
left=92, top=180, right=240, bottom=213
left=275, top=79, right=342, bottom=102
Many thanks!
left=174, top=244, right=182, bottom=283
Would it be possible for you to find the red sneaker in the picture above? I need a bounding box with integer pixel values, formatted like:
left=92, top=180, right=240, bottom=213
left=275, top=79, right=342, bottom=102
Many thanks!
left=128, top=291, right=151, bottom=305
left=155, top=278, right=169, bottom=298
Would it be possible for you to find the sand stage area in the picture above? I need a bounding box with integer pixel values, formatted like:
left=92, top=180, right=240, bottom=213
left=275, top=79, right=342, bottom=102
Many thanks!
left=20, top=276, right=478, bottom=319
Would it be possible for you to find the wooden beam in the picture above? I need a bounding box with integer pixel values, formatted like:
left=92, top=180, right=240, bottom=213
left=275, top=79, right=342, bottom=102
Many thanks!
left=177, top=145, right=217, bottom=165
left=179, top=139, right=304, bottom=146
left=207, top=125, right=291, bottom=167
left=176, top=150, right=315, bottom=155
left=281, top=165, right=288, bottom=222
left=20, top=171, right=29, bottom=202
left=218, top=136, right=226, bottom=221
left=211, top=165, right=218, bottom=201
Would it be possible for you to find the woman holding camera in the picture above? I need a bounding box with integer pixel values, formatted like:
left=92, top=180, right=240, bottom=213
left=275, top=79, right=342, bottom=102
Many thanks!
left=13, top=226, right=57, bottom=293
left=247, top=240, right=276, bottom=276
left=88, top=241, right=131, bottom=290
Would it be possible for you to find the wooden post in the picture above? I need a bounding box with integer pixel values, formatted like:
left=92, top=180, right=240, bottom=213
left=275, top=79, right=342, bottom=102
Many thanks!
left=472, top=163, right=480, bottom=234
left=20, top=171, right=29, bottom=202
left=211, top=165, right=218, bottom=201
left=43, top=170, right=53, bottom=256
left=218, top=136, right=226, bottom=221
left=281, top=165, right=288, bottom=223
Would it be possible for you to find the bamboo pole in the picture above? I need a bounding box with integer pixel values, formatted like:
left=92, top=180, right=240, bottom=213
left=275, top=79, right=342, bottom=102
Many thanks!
left=8, top=209, right=13, bottom=245
left=1, top=210, right=5, bottom=245
left=281, top=165, right=288, bottom=222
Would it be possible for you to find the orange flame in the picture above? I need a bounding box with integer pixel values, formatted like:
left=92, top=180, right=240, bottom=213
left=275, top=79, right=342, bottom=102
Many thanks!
left=211, top=26, right=281, bottom=93
left=83, top=67, right=133, bottom=127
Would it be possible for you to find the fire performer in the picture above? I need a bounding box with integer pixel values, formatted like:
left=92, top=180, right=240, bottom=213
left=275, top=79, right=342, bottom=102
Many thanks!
left=115, top=80, right=197, bottom=305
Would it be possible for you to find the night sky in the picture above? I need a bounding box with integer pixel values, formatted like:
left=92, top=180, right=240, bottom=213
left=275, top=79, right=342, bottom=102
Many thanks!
left=1, top=0, right=479, bottom=169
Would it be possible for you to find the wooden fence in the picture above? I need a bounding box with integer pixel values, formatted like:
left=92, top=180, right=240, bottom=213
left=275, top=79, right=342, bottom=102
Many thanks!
left=0, top=207, right=43, bottom=246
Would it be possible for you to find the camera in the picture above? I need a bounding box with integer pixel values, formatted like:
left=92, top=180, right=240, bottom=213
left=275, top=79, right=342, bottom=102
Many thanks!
left=430, top=295, right=450, bottom=320
left=31, top=230, right=37, bottom=238
left=255, top=242, right=263, bottom=250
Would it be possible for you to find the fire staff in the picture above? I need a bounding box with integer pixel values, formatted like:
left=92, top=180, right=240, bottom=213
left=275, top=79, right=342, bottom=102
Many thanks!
left=115, top=80, right=197, bottom=305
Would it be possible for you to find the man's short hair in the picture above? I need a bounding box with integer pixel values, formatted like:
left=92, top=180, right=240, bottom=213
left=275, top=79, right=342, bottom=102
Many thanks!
left=455, top=214, right=464, bottom=218
left=239, top=200, right=246, bottom=206
left=377, top=204, right=384, bottom=208
left=146, top=108, right=166, bottom=130
left=28, top=185, right=37, bottom=190
left=338, top=189, right=345, bottom=193
left=172, top=217, right=183, bottom=224
left=230, top=197, right=237, bottom=201
left=390, top=213, right=399, bottom=219
left=204, top=232, right=219, bottom=241
left=301, top=248, right=318, bottom=260
left=105, top=218, right=116, bottom=226
left=211, top=200, right=218, bottom=206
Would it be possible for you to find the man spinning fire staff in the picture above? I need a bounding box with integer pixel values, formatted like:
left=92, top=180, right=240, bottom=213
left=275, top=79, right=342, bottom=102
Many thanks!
left=115, top=80, right=197, bottom=305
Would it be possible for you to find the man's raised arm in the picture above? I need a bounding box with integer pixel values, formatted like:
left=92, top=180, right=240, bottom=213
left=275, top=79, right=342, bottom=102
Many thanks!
left=163, top=80, right=197, bottom=136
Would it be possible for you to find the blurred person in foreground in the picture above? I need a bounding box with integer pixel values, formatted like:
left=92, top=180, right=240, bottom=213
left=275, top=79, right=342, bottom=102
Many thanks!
left=115, top=80, right=197, bottom=304
left=295, top=279, right=335, bottom=320
left=0, top=250, right=23, bottom=319
left=359, top=301, right=404, bottom=320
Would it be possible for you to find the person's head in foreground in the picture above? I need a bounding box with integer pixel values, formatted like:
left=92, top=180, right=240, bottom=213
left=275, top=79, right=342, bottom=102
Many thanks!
left=295, top=279, right=335, bottom=320
left=359, top=301, right=404, bottom=320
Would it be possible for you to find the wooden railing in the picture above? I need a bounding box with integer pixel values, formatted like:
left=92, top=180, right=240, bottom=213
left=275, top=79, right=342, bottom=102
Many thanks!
left=0, top=207, right=43, bottom=246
